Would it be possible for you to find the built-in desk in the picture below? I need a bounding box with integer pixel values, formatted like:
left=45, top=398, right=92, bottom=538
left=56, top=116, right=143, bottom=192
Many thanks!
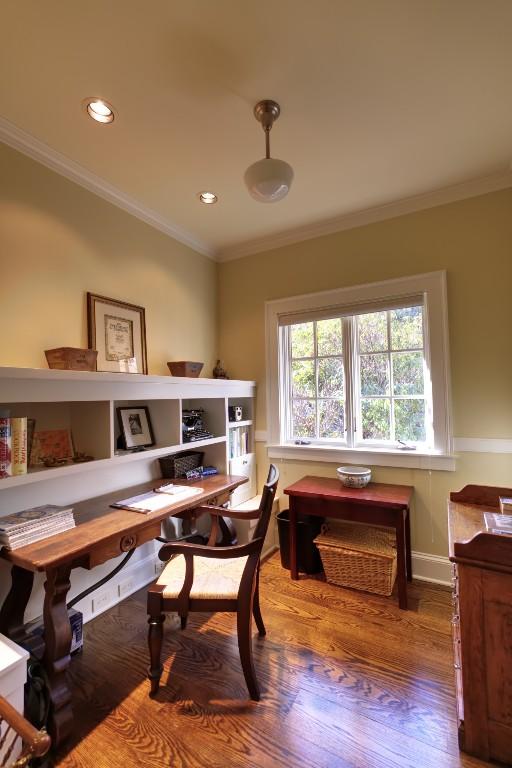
left=0, top=474, right=246, bottom=747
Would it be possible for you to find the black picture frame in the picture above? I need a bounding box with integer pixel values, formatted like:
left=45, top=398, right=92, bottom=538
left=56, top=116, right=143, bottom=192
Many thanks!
left=117, top=406, right=155, bottom=450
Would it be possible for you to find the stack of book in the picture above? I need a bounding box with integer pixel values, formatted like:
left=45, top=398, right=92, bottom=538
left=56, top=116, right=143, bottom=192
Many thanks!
left=0, top=504, right=75, bottom=550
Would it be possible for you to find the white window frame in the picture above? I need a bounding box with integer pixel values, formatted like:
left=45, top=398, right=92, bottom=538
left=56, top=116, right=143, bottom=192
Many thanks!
left=265, top=271, right=454, bottom=470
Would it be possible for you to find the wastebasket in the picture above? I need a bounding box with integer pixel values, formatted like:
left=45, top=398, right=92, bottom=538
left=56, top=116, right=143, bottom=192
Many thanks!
left=277, top=510, right=324, bottom=575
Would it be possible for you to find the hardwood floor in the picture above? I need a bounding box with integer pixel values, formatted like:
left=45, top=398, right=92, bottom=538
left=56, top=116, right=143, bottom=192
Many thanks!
left=53, top=554, right=492, bottom=768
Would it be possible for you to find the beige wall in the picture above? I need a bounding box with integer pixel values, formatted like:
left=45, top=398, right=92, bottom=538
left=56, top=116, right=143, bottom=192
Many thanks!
left=0, top=143, right=217, bottom=375
left=218, top=189, right=512, bottom=559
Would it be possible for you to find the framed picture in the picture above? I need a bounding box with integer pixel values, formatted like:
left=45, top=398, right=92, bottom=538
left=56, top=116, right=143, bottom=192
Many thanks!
left=117, top=406, right=155, bottom=449
left=87, top=293, right=148, bottom=374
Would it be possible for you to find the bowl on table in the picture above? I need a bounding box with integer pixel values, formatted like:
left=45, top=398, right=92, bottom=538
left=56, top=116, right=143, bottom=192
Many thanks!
left=336, top=466, right=371, bottom=488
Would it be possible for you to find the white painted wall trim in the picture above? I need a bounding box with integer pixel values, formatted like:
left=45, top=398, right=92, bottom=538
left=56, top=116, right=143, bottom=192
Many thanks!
left=454, top=437, right=512, bottom=454
left=0, top=116, right=215, bottom=260
left=267, top=444, right=456, bottom=471
left=218, top=169, right=512, bottom=261
left=411, top=551, right=451, bottom=586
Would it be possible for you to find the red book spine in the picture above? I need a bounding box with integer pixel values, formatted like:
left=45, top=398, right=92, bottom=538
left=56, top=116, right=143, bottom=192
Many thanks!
left=0, top=416, right=12, bottom=478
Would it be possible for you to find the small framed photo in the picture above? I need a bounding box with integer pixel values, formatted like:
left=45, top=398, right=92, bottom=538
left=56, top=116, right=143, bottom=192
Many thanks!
left=87, top=293, right=148, bottom=374
left=117, top=406, right=155, bottom=449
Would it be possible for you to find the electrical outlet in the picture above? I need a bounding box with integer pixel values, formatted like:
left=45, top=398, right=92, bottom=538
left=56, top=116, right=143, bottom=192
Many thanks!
left=118, top=577, right=135, bottom=598
left=92, top=588, right=115, bottom=615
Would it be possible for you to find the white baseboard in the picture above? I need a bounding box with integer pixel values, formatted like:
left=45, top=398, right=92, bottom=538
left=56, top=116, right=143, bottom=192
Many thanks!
left=410, top=551, right=451, bottom=585
left=77, top=549, right=160, bottom=624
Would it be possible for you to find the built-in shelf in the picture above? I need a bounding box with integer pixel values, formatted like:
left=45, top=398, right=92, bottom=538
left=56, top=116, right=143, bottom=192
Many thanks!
left=228, top=420, right=253, bottom=429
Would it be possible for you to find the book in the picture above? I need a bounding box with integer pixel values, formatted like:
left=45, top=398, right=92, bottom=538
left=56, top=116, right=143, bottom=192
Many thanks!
left=0, top=413, right=12, bottom=478
left=11, top=417, right=27, bottom=476
left=499, top=496, right=512, bottom=514
left=484, top=512, right=512, bottom=536
left=30, top=429, right=74, bottom=467
left=1, top=520, right=76, bottom=550
left=27, top=418, right=36, bottom=465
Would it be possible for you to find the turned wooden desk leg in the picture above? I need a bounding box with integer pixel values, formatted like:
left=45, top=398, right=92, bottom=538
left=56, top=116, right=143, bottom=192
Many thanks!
left=405, top=508, right=412, bottom=582
left=289, top=504, right=299, bottom=580
left=395, top=513, right=408, bottom=610
left=0, top=565, right=34, bottom=641
left=43, top=565, right=73, bottom=747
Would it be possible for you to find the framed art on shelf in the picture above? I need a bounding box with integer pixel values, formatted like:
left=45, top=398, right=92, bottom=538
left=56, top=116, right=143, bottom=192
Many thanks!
left=87, top=293, right=148, bottom=374
left=117, top=406, right=155, bottom=450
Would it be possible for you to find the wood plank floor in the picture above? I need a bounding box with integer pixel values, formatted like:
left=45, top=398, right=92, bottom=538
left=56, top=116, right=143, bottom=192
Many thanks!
left=53, top=554, right=493, bottom=768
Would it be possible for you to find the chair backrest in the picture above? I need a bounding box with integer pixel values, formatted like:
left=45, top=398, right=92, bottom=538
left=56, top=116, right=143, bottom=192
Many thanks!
left=251, top=464, right=279, bottom=545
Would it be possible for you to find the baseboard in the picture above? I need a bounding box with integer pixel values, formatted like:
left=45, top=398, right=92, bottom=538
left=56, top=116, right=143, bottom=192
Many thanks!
left=411, top=551, right=451, bottom=585
left=78, top=550, right=159, bottom=624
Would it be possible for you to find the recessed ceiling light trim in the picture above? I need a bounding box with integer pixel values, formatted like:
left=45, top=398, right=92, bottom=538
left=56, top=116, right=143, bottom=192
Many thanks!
left=198, top=191, right=218, bottom=204
left=83, top=97, right=116, bottom=124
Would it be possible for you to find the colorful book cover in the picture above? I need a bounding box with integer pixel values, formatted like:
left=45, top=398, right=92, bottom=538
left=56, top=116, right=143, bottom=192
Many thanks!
left=30, top=429, right=74, bottom=467
left=0, top=415, right=12, bottom=478
left=11, top=417, right=27, bottom=476
left=0, top=504, right=74, bottom=532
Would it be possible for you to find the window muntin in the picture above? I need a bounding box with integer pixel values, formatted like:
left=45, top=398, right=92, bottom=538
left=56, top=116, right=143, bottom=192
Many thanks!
left=282, top=304, right=431, bottom=449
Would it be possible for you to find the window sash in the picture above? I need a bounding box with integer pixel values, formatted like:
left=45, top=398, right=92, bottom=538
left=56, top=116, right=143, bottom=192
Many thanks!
left=281, top=304, right=432, bottom=449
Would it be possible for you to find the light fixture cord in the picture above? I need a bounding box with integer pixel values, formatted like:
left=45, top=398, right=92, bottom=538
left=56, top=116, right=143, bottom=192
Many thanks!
left=265, top=127, right=271, bottom=159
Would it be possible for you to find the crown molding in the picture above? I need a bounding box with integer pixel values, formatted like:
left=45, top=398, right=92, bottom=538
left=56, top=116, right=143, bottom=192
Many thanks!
left=217, top=169, right=512, bottom=262
left=0, top=115, right=216, bottom=260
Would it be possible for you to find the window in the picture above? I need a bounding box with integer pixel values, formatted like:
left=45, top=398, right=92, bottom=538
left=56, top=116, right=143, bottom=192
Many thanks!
left=267, top=272, right=452, bottom=467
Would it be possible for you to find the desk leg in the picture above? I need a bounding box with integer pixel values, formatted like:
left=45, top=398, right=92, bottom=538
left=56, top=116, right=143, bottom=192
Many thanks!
left=395, top=513, right=408, bottom=610
left=405, top=508, right=412, bottom=582
left=43, top=565, right=73, bottom=747
left=289, top=503, right=299, bottom=580
left=0, top=565, right=34, bottom=641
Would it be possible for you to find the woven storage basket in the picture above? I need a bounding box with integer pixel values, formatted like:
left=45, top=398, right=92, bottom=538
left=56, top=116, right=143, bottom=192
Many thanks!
left=158, top=450, right=204, bottom=479
left=314, top=521, right=397, bottom=596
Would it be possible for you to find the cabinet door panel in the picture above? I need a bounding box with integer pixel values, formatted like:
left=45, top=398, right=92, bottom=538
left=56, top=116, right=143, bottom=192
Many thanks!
left=485, top=599, right=512, bottom=726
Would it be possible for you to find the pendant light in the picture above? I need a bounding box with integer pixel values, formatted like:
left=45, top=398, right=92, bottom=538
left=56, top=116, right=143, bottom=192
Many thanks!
left=244, top=100, right=293, bottom=202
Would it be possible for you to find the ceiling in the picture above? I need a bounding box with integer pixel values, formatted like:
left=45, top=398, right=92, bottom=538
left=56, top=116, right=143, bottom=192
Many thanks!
left=1, top=0, right=512, bottom=260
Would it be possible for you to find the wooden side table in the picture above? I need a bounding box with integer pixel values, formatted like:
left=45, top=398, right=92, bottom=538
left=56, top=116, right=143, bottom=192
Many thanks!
left=283, top=476, right=414, bottom=609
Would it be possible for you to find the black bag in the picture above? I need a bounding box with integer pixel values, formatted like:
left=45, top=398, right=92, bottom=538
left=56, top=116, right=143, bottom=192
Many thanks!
left=25, top=658, right=50, bottom=731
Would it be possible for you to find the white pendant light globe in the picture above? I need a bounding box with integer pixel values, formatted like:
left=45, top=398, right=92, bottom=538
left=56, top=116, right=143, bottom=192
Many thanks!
left=244, top=100, right=293, bottom=203
left=244, top=157, right=294, bottom=203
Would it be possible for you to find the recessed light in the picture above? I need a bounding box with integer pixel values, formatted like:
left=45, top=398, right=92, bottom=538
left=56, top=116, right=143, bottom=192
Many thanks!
left=198, top=191, right=218, bottom=204
left=83, top=98, right=115, bottom=124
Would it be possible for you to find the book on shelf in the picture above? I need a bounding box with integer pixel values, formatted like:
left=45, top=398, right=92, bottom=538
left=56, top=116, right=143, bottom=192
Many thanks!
left=0, top=412, right=12, bottom=478
left=484, top=512, right=512, bottom=536
left=229, top=426, right=250, bottom=459
left=11, top=417, right=27, bottom=476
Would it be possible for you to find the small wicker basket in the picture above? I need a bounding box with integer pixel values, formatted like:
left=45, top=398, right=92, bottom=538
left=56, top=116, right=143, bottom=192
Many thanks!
left=314, top=521, right=397, bottom=596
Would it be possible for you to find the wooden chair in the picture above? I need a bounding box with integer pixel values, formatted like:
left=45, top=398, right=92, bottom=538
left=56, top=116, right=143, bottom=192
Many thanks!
left=147, top=464, right=279, bottom=701
left=0, top=696, right=51, bottom=767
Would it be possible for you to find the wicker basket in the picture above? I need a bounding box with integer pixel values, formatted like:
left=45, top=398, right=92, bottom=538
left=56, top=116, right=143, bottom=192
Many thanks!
left=159, top=450, right=204, bottom=478
left=314, top=521, right=397, bottom=596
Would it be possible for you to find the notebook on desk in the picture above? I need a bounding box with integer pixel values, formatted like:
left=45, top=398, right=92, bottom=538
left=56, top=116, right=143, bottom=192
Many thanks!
left=111, top=486, right=203, bottom=514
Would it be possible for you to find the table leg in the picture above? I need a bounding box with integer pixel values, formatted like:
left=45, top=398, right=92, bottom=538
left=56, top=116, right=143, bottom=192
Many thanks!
left=405, top=508, right=412, bottom=582
left=0, top=565, right=34, bottom=641
left=289, top=503, right=299, bottom=580
left=395, top=512, right=408, bottom=610
left=43, top=565, right=73, bottom=746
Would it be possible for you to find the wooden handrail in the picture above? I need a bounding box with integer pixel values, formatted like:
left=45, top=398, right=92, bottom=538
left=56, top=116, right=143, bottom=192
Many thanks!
left=0, top=695, right=51, bottom=766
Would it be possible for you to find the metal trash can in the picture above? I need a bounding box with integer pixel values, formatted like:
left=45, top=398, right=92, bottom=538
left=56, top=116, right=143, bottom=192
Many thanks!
left=277, top=510, right=324, bottom=575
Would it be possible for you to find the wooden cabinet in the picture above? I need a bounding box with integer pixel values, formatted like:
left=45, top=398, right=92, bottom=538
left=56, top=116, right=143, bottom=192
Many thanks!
left=448, top=485, right=512, bottom=764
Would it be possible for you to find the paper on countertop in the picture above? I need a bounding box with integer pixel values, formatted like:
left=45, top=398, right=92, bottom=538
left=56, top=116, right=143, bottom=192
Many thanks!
left=110, top=486, right=203, bottom=514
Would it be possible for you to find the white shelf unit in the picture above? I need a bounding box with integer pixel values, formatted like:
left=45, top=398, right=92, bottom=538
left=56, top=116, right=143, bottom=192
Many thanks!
left=227, top=396, right=256, bottom=506
left=0, top=368, right=255, bottom=496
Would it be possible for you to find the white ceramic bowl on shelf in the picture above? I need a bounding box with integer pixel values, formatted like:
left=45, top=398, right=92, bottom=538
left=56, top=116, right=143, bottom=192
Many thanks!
left=336, top=466, right=371, bottom=488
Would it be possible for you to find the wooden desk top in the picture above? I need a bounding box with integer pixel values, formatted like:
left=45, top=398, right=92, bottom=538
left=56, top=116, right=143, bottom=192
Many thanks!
left=283, top=476, right=413, bottom=508
left=448, top=500, right=512, bottom=569
left=1, top=474, right=246, bottom=572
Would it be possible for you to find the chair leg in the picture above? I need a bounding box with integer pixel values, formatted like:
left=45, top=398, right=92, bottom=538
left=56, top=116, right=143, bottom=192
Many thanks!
left=237, top=600, right=260, bottom=701
left=147, top=612, right=165, bottom=696
left=252, top=568, right=266, bottom=637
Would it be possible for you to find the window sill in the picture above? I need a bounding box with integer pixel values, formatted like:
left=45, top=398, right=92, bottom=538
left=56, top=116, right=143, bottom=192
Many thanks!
left=266, top=443, right=456, bottom=471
